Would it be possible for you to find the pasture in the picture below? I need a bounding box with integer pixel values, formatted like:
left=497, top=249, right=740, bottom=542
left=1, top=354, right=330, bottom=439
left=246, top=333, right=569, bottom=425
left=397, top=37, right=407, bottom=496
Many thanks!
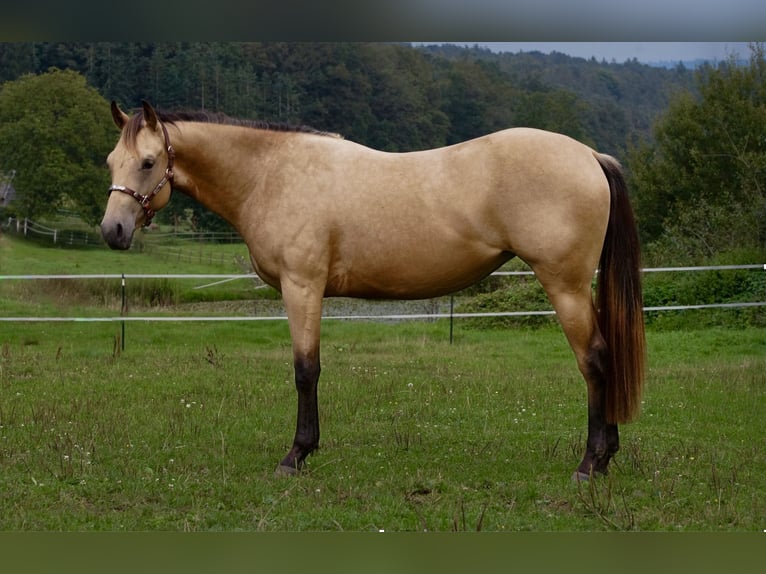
left=0, top=235, right=765, bottom=531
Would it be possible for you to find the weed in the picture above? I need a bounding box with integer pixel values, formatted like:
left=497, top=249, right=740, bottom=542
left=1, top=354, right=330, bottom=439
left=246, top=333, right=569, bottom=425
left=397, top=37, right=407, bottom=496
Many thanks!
left=576, top=474, right=635, bottom=531
left=205, top=345, right=224, bottom=367
left=112, top=335, right=122, bottom=360
left=543, top=436, right=562, bottom=461
left=451, top=497, right=490, bottom=532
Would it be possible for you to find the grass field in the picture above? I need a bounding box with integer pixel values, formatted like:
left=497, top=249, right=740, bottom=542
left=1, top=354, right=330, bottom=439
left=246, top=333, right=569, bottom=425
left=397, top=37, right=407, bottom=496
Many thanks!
left=1, top=234, right=765, bottom=531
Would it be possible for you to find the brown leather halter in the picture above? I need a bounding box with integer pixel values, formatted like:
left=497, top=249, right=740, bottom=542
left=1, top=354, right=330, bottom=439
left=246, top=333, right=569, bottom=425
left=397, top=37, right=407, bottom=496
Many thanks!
left=108, top=121, right=175, bottom=226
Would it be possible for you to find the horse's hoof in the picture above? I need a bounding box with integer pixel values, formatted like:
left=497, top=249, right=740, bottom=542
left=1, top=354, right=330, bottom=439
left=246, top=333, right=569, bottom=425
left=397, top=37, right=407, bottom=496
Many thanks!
left=274, top=464, right=299, bottom=477
left=571, top=470, right=591, bottom=482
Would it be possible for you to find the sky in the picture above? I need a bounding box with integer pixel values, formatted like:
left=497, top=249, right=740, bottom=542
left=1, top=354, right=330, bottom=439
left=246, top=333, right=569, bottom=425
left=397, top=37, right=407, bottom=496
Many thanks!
left=426, top=42, right=754, bottom=65
left=1, top=0, right=764, bottom=41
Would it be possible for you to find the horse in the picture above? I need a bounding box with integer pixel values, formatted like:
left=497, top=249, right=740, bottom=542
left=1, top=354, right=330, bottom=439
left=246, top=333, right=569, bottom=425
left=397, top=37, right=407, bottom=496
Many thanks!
left=101, top=100, right=645, bottom=481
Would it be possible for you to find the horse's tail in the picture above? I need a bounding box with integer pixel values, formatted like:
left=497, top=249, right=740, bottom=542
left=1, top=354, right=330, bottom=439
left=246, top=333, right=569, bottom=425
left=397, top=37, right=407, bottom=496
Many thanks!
left=594, top=152, right=646, bottom=424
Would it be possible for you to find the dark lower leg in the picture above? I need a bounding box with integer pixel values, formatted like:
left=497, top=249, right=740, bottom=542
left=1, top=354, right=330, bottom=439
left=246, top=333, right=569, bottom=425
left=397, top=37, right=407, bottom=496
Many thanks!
left=278, top=355, right=320, bottom=473
left=576, top=417, right=619, bottom=479
left=575, top=338, right=619, bottom=479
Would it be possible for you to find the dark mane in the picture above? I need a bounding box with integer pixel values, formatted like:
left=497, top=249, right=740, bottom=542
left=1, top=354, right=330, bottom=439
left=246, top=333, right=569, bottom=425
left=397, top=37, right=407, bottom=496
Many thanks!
left=122, top=108, right=342, bottom=150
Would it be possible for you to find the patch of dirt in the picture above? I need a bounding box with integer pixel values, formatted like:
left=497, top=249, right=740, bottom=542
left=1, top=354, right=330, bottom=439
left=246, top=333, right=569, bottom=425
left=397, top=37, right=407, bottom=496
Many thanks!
left=174, top=297, right=454, bottom=320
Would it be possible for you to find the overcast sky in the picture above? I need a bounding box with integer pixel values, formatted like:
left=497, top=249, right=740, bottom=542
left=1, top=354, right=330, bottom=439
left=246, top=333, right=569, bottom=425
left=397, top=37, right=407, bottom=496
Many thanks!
left=424, top=42, right=753, bottom=64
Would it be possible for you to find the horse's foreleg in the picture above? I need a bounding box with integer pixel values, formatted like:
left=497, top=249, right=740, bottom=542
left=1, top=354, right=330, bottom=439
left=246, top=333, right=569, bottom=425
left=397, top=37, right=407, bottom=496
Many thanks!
left=277, top=352, right=321, bottom=474
left=276, top=279, right=324, bottom=476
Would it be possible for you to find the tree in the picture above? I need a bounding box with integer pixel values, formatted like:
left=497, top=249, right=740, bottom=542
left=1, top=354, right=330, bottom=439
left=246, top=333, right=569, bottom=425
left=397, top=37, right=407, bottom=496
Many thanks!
left=441, top=60, right=502, bottom=144
left=628, top=44, right=766, bottom=262
left=0, top=68, right=114, bottom=224
left=513, top=88, right=591, bottom=145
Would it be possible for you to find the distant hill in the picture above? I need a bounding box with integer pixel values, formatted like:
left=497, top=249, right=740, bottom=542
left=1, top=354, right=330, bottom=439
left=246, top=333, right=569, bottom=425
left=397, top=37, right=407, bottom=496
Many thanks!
left=0, top=42, right=701, bottom=158
left=416, top=44, right=699, bottom=154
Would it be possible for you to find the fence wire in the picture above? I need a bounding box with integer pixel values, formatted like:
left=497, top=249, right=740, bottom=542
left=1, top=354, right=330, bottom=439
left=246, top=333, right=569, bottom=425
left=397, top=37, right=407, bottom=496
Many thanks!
left=1, top=265, right=764, bottom=323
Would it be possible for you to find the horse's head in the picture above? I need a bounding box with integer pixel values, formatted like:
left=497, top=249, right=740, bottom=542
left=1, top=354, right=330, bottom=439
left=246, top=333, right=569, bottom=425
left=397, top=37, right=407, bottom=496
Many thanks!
left=101, top=100, right=174, bottom=250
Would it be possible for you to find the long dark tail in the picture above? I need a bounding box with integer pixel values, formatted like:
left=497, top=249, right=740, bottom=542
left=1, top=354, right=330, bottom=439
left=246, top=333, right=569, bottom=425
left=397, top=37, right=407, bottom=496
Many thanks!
left=594, top=153, right=646, bottom=424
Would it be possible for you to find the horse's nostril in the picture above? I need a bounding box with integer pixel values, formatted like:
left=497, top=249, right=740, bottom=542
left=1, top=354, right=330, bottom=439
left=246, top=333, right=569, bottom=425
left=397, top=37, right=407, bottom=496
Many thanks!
left=101, top=219, right=132, bottom=250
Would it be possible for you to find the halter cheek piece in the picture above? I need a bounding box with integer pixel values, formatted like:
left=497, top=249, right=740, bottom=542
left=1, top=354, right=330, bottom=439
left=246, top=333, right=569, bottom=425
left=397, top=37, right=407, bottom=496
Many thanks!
left=108, top=121, right=175, bottom=227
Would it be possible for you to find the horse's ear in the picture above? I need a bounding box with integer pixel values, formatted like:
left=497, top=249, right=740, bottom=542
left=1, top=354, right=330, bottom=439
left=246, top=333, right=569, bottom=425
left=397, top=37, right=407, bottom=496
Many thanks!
left=111, top=100, right=129, bottom=129
left=141, top=100, right=159, bottom=130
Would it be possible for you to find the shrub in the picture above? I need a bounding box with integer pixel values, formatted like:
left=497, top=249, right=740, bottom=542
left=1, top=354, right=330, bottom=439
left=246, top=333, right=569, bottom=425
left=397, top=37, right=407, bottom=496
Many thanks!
left=456, top=275, right=556, bottom=329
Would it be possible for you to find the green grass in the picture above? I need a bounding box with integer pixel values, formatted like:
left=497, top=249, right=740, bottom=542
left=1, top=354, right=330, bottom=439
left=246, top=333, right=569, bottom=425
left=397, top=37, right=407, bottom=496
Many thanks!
left=0, top=320, right=764, bottom=531
left=0, top=230, right=249, bottom=275
left=1, top=234, right=765, bottom=531
left=0, top=233, right=269, bottom=315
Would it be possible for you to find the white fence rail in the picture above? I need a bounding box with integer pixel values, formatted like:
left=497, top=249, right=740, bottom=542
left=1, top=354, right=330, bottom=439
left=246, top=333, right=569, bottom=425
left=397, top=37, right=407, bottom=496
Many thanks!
left=3, top=217, right=241, bottom=247
left=1, top=265, right=765, bottom=323
left=5, top=217, right=60, bottom=242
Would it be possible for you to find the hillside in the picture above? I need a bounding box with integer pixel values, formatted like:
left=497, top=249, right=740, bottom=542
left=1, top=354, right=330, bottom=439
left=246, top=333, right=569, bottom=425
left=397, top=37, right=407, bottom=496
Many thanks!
left=0, top=42, right=697, bottom=157
left=417, top=44, right=697, bottom=153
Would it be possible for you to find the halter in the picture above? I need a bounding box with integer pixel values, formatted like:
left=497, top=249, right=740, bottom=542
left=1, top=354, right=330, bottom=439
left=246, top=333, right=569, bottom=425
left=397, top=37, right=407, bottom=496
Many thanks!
left=108, top=121, right=175, bottom=226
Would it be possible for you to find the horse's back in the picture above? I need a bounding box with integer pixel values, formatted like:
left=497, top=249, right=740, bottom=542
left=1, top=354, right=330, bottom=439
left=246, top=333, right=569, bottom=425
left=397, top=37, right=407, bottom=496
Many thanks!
left=308, top=128, right=611, bottom=299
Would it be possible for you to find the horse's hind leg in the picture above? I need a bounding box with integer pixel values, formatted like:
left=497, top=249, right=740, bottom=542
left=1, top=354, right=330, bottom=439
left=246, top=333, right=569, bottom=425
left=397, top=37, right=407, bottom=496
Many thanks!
left=535, top=276, right=618, bottom=480
left=574, top=328, right=619, bottom=480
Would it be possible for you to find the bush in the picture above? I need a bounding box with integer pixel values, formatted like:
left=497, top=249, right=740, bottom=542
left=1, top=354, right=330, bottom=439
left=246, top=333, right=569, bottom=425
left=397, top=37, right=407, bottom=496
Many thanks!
left=456, top=275, right=556, bottom=329
left=456, top=248, right=766, bottom=331
left=642, top=249, right=766, bottom=329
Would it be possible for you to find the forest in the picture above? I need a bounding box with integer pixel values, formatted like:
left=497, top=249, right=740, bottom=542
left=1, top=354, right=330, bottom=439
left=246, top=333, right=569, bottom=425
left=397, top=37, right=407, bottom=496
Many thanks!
left=0, top=42, right=696, bottom=155
left=0, top=42, right=764, bottom=265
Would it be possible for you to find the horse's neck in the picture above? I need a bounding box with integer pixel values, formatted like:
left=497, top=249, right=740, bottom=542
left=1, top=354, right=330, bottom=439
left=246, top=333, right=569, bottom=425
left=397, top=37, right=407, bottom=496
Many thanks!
left=172, top=123, right=270, bottom=229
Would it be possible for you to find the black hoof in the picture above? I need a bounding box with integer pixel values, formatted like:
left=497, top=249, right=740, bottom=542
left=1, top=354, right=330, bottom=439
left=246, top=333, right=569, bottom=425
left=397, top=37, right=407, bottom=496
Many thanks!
left=274, top=464, right=299, bottom=477
left=572, top=470, right=591, bottom=482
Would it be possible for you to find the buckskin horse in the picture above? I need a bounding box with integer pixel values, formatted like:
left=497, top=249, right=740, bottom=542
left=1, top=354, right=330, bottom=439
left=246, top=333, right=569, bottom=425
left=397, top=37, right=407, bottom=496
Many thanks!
left=101, top=101, right=645, bottom=481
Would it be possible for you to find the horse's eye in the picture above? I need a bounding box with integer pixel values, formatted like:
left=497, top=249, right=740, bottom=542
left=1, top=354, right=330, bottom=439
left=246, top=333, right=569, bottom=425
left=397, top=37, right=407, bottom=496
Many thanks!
left=141, top=159, right=155, bottom=170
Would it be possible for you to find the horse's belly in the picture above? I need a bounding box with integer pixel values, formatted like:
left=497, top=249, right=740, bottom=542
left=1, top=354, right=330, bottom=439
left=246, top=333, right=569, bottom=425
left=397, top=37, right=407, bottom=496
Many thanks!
left=325, top=248, right=513, bottom=299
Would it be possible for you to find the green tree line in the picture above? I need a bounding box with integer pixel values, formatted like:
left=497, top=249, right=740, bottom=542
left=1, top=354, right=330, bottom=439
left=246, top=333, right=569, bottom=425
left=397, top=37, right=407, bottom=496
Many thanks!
left=628, top=44, right=766, bottom=263
left=0, top=42, right=695, bottom=154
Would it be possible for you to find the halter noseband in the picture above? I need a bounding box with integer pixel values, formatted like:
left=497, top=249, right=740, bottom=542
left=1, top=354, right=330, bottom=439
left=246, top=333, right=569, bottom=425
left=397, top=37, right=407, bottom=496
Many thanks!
left=108, top=121, right=175, bottom=226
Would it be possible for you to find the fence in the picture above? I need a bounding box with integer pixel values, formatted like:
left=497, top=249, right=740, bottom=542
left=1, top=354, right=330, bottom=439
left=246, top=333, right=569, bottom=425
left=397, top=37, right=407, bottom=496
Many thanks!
left=2, top=217, right=241, bottom=249
left=2, top=265, right=764, bottom=330
left=4, top=217, right=61, bottom=243
left=2, top=217, right=248, bottom=272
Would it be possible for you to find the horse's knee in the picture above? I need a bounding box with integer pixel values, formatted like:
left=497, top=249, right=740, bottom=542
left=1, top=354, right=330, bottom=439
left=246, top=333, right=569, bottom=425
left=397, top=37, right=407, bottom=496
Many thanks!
left=579, top=333, right=608, bottom=384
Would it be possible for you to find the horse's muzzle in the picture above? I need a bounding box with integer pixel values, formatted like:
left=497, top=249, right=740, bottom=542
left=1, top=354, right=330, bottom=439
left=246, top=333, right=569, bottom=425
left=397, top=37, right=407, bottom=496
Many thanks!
left=100, top=218, right=134, bottom=250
